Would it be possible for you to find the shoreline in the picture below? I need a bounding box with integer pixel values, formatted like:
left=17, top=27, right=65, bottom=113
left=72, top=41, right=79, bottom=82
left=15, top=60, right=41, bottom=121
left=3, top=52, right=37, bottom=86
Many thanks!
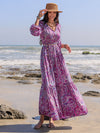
left=0, top=71, right=100, bottom=86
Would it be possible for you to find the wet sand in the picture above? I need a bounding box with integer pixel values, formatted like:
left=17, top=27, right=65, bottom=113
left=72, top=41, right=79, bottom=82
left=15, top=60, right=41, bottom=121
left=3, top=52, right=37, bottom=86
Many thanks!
left=0, top=79, right=100, bottom=133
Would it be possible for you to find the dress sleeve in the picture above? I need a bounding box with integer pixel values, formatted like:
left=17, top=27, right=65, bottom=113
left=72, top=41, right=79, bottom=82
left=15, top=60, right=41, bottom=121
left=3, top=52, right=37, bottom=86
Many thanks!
left=30, top=20, right=44, bottom=36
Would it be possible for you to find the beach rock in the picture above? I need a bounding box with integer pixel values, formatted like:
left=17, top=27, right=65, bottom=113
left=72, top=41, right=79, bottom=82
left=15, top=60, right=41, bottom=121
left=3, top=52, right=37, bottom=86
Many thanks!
left=24, top=69, right=41, bottom=78
left=17, top=80, right=34, bottom=84
left=73, top=73, right=83, bottom=79
left=73, top=78, right=89, bottom=83
left=25, top=72, right=41, bottom=78
left=9, top=68, right=20, bottom=71
left=72, top=73, right=90, bottom=82
left=90, top=74, right=100, bottom=79
left=82, top=75, right=93, bottom=80
left=92, top=78, right=100, bottom=84
left=0, top=104, right=26, bottom=119
left=72, top=73, right=100, bottom=83
left=73, top=73, right=92, bottom=80
left=82, top=51, right=100, bottom=55
left=7, top=76, right=28, bottom=80
left=82, top=51, right=90, bottom=54
left=25, top=69, right=41, bottom=73
left=82, top=91, right=100, bottom=97
left=34, top=69, right=41, bottom=71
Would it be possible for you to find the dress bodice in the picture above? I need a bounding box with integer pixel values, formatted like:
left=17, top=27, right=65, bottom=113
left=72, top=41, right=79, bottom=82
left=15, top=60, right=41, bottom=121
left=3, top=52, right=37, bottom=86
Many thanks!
left=30, top=20, right=61, bottom=45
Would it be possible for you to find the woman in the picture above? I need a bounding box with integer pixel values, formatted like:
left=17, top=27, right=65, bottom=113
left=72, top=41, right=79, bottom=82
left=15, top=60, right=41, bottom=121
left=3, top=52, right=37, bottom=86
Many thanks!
left=30, top=3, right=88, bottom=129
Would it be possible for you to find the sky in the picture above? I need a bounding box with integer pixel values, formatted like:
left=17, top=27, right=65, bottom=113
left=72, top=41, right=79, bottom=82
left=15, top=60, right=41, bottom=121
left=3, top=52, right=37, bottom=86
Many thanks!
left=0, top=0, right=100, bottom=46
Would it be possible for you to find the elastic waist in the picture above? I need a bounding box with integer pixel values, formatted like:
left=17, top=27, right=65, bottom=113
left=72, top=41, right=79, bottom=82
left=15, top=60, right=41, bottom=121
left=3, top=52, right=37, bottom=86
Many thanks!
left=43, top=43, right=57, bottom=46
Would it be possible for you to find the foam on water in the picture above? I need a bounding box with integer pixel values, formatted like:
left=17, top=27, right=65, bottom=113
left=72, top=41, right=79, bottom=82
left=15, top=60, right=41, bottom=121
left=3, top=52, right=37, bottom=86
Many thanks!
left=0, top=59, right=40, bottom=66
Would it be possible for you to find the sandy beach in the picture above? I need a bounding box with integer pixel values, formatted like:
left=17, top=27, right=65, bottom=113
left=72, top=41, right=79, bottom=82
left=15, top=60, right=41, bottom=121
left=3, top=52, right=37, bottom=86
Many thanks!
left=0, top=78, right=100, bottom=133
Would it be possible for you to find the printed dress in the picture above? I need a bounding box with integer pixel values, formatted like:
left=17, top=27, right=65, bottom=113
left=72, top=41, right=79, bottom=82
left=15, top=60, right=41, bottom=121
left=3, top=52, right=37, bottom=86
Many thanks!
left=30, top=20, right=88, bottom=120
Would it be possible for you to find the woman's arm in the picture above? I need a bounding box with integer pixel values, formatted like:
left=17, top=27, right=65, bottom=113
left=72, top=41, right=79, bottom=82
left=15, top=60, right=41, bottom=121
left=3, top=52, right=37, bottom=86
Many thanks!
left=30, top=9, right=47, bottom=36
left=61, top=44, right=71, bottom=53
left=61, top=44, right=65, bottom=48
left=35, top=9, right=47, bottom=26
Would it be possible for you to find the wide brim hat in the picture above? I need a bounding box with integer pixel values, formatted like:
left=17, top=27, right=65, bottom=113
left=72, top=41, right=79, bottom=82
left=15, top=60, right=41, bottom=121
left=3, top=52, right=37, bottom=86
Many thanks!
left=46, top=3, right=62, bottom=13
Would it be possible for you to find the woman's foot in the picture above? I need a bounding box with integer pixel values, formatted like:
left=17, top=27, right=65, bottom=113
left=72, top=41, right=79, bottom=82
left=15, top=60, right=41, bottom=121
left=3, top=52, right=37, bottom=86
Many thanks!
left=47, top=122, right=55, bottom=128
left=34, top=115, right=44, bottom=129
left=34, top=121, right=43, bottom=129
left=47, top=117, right=55, bottom=128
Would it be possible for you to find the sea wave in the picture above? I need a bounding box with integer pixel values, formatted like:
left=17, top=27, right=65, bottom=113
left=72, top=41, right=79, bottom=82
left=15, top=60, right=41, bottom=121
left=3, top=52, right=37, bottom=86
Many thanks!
left=0, top=59, right=40, bottom=66
left=66, top=59, right=100, bottom=65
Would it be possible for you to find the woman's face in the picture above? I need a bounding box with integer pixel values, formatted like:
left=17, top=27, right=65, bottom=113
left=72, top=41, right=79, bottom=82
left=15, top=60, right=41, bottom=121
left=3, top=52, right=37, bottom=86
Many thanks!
left=48, top=11, right=57, bottom=21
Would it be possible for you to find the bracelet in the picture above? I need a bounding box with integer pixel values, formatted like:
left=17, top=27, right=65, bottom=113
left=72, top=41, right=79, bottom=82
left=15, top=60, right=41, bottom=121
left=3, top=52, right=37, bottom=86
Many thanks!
left=37, top=15, right=41, bottom=20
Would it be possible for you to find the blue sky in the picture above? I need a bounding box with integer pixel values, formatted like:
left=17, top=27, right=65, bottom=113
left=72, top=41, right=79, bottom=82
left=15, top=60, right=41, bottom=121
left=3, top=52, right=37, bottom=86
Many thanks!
left=0, top=0, right=100, bottom=46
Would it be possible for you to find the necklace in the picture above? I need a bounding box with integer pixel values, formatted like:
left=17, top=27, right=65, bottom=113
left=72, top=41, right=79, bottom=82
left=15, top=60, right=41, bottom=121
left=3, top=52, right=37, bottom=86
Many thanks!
left=47, top=22, right=56, bottom=31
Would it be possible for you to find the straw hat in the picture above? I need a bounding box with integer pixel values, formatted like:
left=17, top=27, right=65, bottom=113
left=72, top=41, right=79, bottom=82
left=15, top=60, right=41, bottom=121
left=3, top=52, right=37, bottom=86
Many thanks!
left=46, top=3, right=62, bottom=13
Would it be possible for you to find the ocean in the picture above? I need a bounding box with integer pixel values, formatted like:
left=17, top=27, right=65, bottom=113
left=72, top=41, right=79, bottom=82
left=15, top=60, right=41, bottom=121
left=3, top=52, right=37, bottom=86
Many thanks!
left=0, top=45, right=100, bottom=77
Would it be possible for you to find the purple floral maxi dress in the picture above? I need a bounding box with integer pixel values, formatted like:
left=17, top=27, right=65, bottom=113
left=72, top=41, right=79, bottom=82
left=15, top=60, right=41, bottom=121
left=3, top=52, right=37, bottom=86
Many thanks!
left=30, top=20, right=88, bottom=120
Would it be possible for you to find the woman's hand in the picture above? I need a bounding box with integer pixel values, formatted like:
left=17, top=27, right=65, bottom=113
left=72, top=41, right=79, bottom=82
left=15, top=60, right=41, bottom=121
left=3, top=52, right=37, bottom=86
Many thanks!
left=38, top=9, right=47, bottom=18
left=61, top=44, right=71, bottom=53
left=35, top=9, right=47, bottom=26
